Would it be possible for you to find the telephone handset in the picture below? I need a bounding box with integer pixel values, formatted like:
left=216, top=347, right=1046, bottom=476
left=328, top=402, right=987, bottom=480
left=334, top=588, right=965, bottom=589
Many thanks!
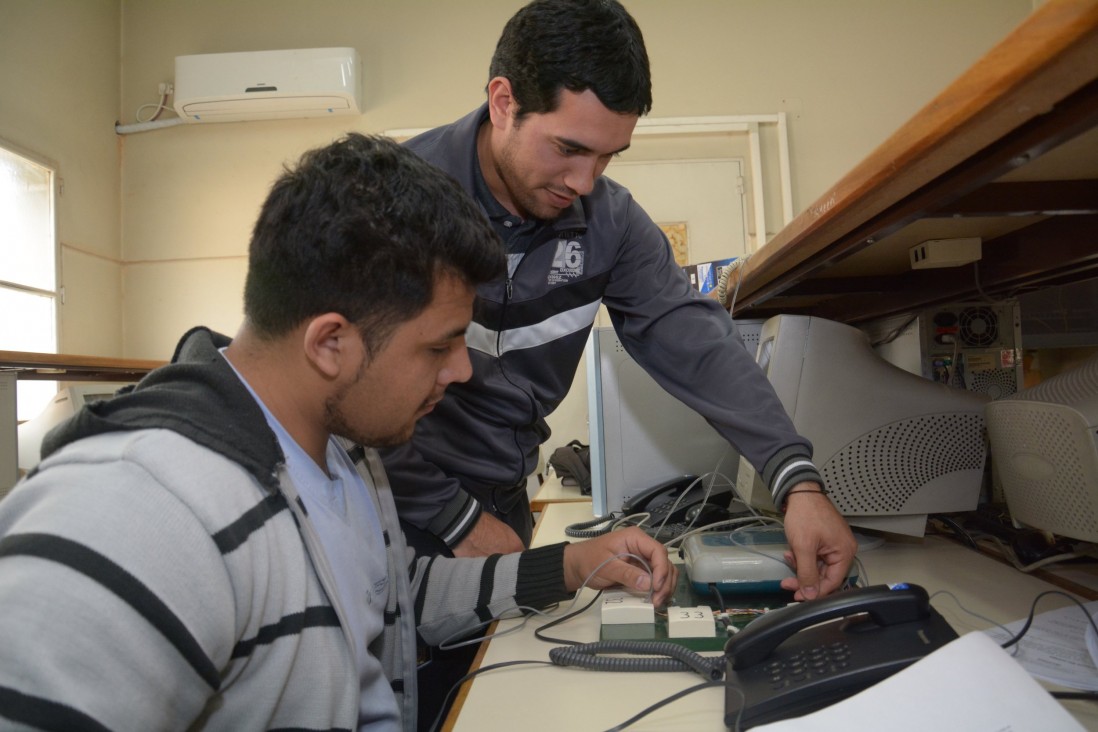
left=622, top=474, right=706, bottom=514
left=723, top=583, right=958, bottom=729
left=621, top=475, right=737, bottom=536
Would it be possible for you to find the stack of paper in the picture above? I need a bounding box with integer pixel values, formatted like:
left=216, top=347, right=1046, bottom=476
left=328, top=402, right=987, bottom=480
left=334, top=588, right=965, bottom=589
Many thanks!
left=751, top=631, right=1084, bottom=731
left=984, top=600, right=1098, bottom=692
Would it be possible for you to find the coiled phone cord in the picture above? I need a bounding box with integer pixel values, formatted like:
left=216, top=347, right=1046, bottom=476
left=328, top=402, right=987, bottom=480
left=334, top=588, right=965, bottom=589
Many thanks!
left=548, top=639, right=724, bottom=680
left=564, top=514, right=618, bottom=538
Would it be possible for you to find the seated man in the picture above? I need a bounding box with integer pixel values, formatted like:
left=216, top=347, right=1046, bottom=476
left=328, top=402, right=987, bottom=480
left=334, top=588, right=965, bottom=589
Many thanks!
left=0, top=133, right=675, bottom=732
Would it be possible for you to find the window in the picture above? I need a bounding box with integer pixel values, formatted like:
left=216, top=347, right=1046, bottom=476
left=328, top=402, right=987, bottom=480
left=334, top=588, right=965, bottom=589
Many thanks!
left=0, top=142, right=59, bottom=419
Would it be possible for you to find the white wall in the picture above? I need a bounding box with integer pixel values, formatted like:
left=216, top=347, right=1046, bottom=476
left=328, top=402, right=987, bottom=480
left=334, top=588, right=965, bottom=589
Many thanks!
left=0, top=0, right=122, bottom=357
left=117, top=0, right=527, bottom=360
left=114, top=0, right=1033, bottom=362
left=1, top=0, right=1037, bottom=462
left=626, top=0, right=1034, bottom=209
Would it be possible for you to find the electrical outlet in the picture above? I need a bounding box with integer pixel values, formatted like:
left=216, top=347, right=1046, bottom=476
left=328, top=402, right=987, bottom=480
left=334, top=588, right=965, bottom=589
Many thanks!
left=909, top=238, right=982, bottom=269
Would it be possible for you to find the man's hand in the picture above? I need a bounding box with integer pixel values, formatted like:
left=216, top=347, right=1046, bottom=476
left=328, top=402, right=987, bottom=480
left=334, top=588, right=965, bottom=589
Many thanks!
left=453, top=512, right=524, bottom=557
left=563, top=528, right=678, bottom=607
left=779, top=482, right=858, bottom=601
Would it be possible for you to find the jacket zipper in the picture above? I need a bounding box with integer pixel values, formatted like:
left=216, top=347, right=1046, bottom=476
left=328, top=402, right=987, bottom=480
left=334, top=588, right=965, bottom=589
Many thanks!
left=497, top=243, right=547, bottom=486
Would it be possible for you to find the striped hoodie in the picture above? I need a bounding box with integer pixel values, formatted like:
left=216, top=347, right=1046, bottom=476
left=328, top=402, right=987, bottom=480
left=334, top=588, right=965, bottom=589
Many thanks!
left=0, top=327, right=569, bottom=731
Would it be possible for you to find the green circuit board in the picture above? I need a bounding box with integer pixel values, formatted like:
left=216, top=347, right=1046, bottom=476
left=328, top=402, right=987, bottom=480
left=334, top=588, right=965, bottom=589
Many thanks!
left=598, top=570, right=792, bottom=652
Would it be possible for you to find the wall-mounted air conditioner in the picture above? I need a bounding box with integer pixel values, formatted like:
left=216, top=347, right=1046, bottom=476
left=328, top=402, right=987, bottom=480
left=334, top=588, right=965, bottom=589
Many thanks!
left=173, top=47, right=362, bottom=123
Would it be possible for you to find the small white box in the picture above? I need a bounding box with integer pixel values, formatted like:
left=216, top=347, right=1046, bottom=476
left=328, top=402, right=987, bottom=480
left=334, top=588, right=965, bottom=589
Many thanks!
left=600, top=590, right=655, bottom=625
left=909, top=237, right=982, bottom=269
left=667, top=605, right=716, bottom=638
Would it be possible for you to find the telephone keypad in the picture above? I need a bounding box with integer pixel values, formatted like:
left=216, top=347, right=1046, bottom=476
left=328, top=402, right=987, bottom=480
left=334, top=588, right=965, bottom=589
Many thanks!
left=645, top=522, right=692, bottom=540
left=723, top=585, right=960, bottom=729
left=765, top=642, right=853, bottom=689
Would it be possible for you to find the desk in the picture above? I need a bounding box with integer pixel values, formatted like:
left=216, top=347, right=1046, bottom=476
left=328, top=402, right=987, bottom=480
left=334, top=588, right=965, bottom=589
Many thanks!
left=529, top=473, right=592, bottom=514
left=0, top=350, right=164, bottom=383
left=447, top=501, right=1098, bottom=731
left=0, top=350, right=165, bottom=494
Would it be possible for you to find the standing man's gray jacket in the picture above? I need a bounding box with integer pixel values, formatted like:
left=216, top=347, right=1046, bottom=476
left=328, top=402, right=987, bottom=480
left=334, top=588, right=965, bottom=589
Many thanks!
left=383, top=104, right=822, bottom=546
left=0, top=327, right=570, bottom=731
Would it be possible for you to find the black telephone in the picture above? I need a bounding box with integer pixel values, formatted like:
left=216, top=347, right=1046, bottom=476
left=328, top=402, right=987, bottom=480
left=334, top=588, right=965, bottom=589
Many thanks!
left=723, top=583, right=957, bottom=729
left=621, top=474, right=739, bottom=539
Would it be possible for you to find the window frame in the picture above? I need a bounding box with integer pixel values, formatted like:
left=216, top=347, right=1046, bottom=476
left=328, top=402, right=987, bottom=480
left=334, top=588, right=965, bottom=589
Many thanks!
left=0, top=136, right=61, bottom=355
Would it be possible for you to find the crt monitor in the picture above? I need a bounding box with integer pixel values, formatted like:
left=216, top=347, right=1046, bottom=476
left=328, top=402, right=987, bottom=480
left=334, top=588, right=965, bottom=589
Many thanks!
left=985, top=352, right=1098, bottom=543
left=736, top=315, right=990, bottom=536
left=17, top=383, right=130, bottom=473
left=585, top=320, right=765, bottom=516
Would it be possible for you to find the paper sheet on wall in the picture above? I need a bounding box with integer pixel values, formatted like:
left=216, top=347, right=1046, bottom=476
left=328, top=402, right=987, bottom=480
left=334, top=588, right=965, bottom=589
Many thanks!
left=983, top=599, right=1098, bottom=692
left=749, top=632, right=1084, bottom=732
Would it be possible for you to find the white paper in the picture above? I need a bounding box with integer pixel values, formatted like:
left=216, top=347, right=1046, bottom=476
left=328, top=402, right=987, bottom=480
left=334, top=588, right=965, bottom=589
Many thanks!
left=750, top=632, right=1084, bottom=732
left=983, top=600, right=1098, bottom=692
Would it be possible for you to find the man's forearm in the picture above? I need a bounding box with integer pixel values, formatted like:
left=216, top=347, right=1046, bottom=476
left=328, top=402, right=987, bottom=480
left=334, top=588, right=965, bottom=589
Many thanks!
left=380, top=441, right=474, bottom=545
left=427, top=490, right=483, bottom=547
left=452, top=511, right=525, bottom=556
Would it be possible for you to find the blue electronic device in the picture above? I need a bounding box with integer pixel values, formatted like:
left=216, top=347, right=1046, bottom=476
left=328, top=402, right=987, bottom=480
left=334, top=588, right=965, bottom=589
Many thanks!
left=682, top=527, right=879, bottom=595
left=681, top=527, right=798, bottom=596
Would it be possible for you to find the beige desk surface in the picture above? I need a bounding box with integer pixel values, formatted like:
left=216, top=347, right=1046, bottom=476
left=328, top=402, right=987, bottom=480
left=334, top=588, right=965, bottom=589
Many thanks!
left=530, top=472, right=592, bottom=513
left=449, top=501, right=1098, bottom=732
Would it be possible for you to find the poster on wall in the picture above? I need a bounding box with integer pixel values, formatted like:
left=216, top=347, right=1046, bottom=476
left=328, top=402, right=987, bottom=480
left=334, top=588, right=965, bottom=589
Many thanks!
left=659, top=221, right=689, bottom=267
left=610, top=158, right=748, bottom=266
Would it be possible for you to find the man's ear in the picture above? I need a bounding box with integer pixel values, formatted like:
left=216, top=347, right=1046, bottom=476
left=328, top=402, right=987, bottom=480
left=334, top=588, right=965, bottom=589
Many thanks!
left=303, top=313, right=359, bottom=380
left=486, top=76, right=517, bottom=130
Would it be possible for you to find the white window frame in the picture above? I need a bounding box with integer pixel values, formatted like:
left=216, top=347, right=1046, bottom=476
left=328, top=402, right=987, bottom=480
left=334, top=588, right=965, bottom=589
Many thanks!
left=1, top=138, right=61, bottom=420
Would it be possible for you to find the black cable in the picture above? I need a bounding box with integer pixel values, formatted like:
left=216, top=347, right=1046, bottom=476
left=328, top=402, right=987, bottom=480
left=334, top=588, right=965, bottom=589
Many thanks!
left=601, top=679, right=729, bottom=732
left=534, top=589, right=603, bottom=645
left=1000, top=589, right=1098, bottom=650
left=869, top=313, right=919, bottom=347
left=427, top=659, right=554, bottom=732
left=709, top=583, right=728, bottom=615
left=930, top=514, right=979, bottom=549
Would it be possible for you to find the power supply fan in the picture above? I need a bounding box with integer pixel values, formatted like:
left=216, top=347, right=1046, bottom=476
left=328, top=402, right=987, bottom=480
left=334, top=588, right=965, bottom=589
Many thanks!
left=959, top=306, right=999, bottom=347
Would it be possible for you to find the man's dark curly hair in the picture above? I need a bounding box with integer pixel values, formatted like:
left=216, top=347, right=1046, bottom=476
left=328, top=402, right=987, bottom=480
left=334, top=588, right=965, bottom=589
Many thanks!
left=244, top=134, right=504, bottom=356
left=488, top=0, right=652, bottom=119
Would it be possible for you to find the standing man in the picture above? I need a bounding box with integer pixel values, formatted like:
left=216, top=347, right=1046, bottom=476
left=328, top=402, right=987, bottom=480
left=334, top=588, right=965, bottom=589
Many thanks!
left=0, top=134, right=676, bottom=731
left=384, top=0, right=857, bottom=601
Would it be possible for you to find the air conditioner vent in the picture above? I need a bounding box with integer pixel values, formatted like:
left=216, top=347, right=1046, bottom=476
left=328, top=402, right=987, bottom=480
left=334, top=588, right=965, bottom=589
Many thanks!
left=173, top=47, right=362, bottom=124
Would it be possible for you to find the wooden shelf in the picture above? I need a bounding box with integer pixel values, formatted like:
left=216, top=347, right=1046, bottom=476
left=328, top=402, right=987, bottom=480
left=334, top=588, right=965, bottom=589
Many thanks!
left=731, top=0, right=1098, bottom=325
left=0, top=350, right=165, bottom=383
